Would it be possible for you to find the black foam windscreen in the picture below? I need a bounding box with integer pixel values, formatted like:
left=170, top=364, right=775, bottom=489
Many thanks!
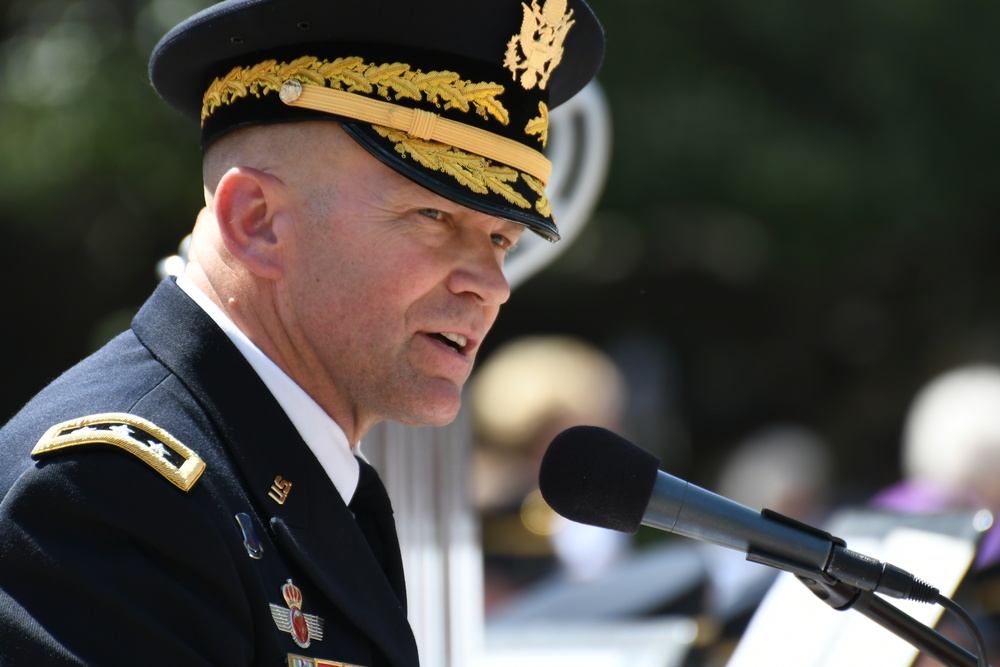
left=538, top=425, right=661, bottom=534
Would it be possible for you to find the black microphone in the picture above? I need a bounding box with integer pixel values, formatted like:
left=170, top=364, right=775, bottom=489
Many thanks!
left=538, top=425, right=939, bottom=603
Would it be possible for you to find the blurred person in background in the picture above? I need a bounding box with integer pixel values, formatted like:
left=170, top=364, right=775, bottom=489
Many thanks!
left=872, top=363, right=1000, bottom=567
left=871, top=363, right=1000, bottom=664
left=689, top=424, right=835, bottom=666
left=469, top=334, right=632, bottom=613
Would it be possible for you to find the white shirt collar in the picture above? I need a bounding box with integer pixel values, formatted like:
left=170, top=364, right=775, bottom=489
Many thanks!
left=175, top=274, right=360, bottom=505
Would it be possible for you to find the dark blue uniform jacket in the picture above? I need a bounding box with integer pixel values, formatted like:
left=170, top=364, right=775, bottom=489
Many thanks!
left=0, top=278, right=419, bottom=667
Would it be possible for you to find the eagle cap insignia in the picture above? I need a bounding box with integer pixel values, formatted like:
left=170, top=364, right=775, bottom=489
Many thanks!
left=270, top=579, right=325, bottom=648
left=504, top=0, right=576, bottom=91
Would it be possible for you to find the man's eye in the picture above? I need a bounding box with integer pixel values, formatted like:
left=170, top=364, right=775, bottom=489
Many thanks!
left=419, top=208, right=443, bottom=220
left=491, top=233, right=517, bottom=252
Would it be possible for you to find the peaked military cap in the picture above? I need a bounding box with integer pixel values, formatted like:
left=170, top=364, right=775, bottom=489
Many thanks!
left=148, top=0, right=605, bottom=242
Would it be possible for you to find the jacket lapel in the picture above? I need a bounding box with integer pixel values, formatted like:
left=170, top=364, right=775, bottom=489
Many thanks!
left=132, top=279, right=419, bottom=666
left=264, top=450, right=417, bottom=667
left=271, top=464, right=418, bottom=666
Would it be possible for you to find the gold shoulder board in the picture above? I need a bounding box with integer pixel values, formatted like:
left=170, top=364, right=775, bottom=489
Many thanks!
left=31, top=413, right=206, bottom=492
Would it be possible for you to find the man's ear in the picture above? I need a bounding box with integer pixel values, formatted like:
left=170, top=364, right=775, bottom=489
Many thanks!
left=212, top=166, right=285, bottom=280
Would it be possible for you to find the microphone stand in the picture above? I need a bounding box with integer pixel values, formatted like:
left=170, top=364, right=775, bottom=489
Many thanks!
left=795, top=573, right=986, bottom=667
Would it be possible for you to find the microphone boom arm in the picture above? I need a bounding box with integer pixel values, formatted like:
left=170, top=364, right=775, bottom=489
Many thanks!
left=795, top=575, right=987, bottom=667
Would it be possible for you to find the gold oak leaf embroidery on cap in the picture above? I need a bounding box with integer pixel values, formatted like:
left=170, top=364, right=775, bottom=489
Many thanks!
left=524, top=102, right=549, bottom=147
left=522, top=173, right=552, bottom=218
left=373, top=125, right=533, bottom=210
left=202, top=56, right=510, bottom=125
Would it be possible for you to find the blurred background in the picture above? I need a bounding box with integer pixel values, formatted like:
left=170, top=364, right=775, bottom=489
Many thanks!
left=4, top=0, right=1000, bottom=595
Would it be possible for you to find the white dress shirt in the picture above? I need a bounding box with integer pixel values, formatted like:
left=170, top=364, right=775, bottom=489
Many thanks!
left=175, top=274, right=360, bottom=505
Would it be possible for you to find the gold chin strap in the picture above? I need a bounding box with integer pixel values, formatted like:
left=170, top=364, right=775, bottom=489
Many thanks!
left=278, top=79, right=552, bottom=186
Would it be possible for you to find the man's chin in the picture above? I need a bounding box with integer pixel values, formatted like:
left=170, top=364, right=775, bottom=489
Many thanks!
left=391, top=386, right=463, bottom=428
left=403, top=403, right=461, bottom=428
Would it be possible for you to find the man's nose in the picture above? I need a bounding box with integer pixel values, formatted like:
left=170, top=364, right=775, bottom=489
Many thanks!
left=446, top=243, right=512, bottom=307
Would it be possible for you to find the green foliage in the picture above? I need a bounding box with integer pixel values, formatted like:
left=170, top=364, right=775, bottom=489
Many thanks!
left=0, top=0, right=203, bottom=414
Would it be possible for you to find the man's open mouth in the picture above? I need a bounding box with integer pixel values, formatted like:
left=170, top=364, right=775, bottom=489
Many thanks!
left=431, top=332, right=468, bottom=353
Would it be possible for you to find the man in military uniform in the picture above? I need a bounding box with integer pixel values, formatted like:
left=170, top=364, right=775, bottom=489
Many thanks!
left=0, top=1, right=604, bottom=665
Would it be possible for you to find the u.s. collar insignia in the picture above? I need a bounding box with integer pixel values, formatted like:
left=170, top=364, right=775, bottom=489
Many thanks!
left=270, top=579, right=325, bottom=648
left=504, top=0, right=576, bottom=91
left=269, top=475, right=293, bottom=505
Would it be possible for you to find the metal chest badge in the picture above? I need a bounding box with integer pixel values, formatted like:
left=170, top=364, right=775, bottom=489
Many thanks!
left=504, top=0, right=576, bottom=91
left=287, top=656, right=364, bottom=667
left=270, top=579, right=325, bottom=648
